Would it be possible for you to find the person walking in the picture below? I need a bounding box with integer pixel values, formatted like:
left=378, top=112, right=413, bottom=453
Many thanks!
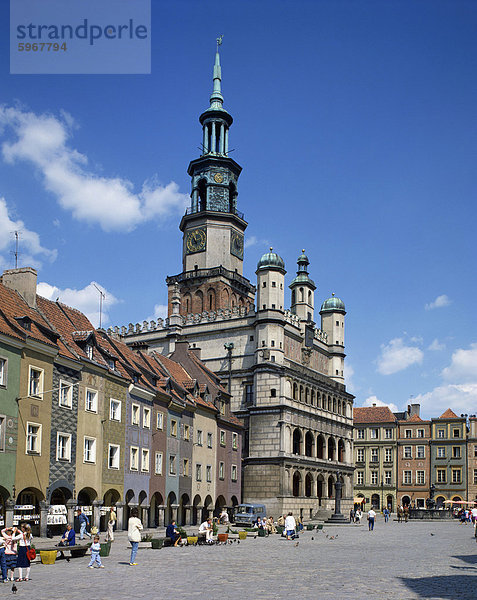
left=128, top=507, right=143, bottom=566
left=367, top=508, right=376, bottom=531
left=404, top=505, right=409, bottom=523
left=78, top=508, right=92, bottom=540
left=87, top=535, right=104, bottom=569
left=383, top=507, right=389, bottom=523
left=105, top=507, right=116, bottom=542
left=397, top=505, right=403, bottom=523
left=284, top=512, right=296, bottom=540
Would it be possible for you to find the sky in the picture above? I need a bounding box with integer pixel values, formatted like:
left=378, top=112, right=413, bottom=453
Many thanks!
left=0, top=0, right=476, bottom=420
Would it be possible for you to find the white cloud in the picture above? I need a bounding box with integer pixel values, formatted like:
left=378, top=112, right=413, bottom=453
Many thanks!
left=344, top=363, right=356, bottom=394
left=147, top=304, right=168, bottom=322
left=376, top=337, right=424, bottom=375
left=428, top=338, right=445, bottom=351
left=425, top=294, right=451, bottom=310
left=362, top=395, right=399, bottom=413
left=0, top=197, right=57, bottom=268
left=442, top=343, right=477, bottom=383
left=0, top=105, right=189, bottom=232
left=37, top=281, right=119, bottom=328
left=413, top=383, right=477, bottom=418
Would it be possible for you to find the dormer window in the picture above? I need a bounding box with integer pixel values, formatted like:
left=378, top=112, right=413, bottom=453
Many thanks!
left=108, top=359, right=115, bottom=370
left=85, top=344, right=93, bottom=359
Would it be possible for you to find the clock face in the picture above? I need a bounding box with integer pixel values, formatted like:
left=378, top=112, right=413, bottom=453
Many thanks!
left=213, top=172, right=224, bottom=183
left=230, top=230, right=244, bottom=259
left=186, top=227, right=207, bottom=254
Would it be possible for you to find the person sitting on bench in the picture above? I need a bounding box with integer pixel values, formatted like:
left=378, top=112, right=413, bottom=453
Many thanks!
left=198, top=518, right=213, bottom=543
left=165, top=520, right=181, bottom=547
left=58, top=524, right=75, bottom=561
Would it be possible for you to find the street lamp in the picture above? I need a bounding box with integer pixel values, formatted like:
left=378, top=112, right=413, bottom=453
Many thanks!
left=381, top=478, right=384, bottom=512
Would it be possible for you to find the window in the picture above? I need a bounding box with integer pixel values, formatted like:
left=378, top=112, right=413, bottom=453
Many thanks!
left=108, top=444, right=120, bottom=469
left=206, top=465, right=212, bottom=482
left=272, top=281, right=276, bottom=288
left=437, top=429, right=445, bottom=439
left=403, top=446, right=412, bottom=459
left=85, top=344, right=93, bottom=359
left=207, top=432, right=213, bottom=448
left=0, top=358, right=6, bottom=387
left=417, top=446, right=425, bottom=459
left=197, top=429, right=203, bottom=446
left=385, top=428, right=392, bottom=439
left=357, top=448, right=364, bottom=462
left=0, top=416, right=5, bottom=452
left=109, top=399, right=121, bottom=421
left=405, top=429, right=412, bottom=439
left=84, top=437, right=96, bottom=463
left=231, top=464, right=238, bottom=481
left=452, top=446, right=461, bottom=459
left=219, top=461, right=225, bottom=479
left=156, top=412, right=164, bottom=430
left=169, top=455, right=176, bottom=475
left=371, top=471, right=378, bottom=485
left=370, top=429, right=378, bottom=439
left=453, top=428, right=461, bottom=438
left=437, top=469, right=446, bottom=483
left=58, top=381, right=73, bottom=408
left=232, top=432, right=238, bottom=450
left=130, top=446, right=139, bottom=470
left=195, top=463, right=202, bottom=481
left=416, top=470, right=425, bottom=484
left=417, top=429, right=424, bottom=438
left=29, top=367, right=43, bottom=398
left=183, top=424, right=190, bottom=441
left=171, top=419, right=177, bottom=437
left=26, top=422, right=41, bottom=454
left=85, top=388, right=98, bottom=413
left=356, top=471, right=364, bottom=485
left=385, top=448, right=392, bottom=463
left=384, top=470, right=392, bottom=485
left=452, top=469, right=461, bottom=484
left=357, top=429, right=364, bottom=440
left=143, top=407, right=151, bottom=429
left=403, top=471, right=412, bottom=485
left=220, top=430, right=226, bottom=446
left=154, top=452, right=163, bottom=475
left=182, top=458, right=189, bottom=477
left=474, top=445, right=477, bottom=458
left=131, top=404, right=140, bottom=426
left=437, top=447, right=446, bottom=458
left=370, top=448, right=378, bottom=462
left=141, top=449, right=149, bottom=472
left=245, top=384, right=253, bottom=405
left=56, top=432, right=71, bottom=461
left=474, top=469, right=477, bottom=485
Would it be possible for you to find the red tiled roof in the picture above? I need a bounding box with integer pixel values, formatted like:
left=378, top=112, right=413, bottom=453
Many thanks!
left=353, top=406, right=396, bottom=424
left=406, top=414, right=423, bottom=423
left=438, top=408, right=460, bottom=419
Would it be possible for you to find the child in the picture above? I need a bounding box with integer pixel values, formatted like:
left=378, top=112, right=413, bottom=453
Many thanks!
left=16, top=523, right=32, bottom=581
left=87, top=535, right=104, bottom=569
left=1, top=527, right=19, bottom=581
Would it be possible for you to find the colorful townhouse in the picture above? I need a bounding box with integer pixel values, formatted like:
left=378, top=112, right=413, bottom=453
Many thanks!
left=396, top=414, right=431, bottom=508
left=467, top=416, right=477, bottom=505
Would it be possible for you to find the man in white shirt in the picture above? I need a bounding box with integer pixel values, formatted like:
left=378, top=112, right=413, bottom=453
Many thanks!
left=367, top=508, right=376, bottom=531
left=284, top=512, right=296, bottom=540
left=199, top=518, right=213, bottom=543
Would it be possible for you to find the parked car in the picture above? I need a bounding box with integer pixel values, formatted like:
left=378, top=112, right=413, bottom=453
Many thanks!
left=233, top=503, right=267, bottom=526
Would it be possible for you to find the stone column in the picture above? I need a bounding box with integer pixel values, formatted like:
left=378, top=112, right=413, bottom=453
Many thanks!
left=184, top=505, right=192, bottom=526
left=225, top=128, right=229, bottom=155
left=211, top=122, right=216, bottom=153
left=219, top=123, right=224, bottom=154
left=157, top=505, right=165, bottom=528
left=66, top=499, right=76, bottom=527
left=203, top=124, right=208, bottom=154
left=5, top=499, right=14, bottom=528
left=115, top=501, right=125, bottom=531
left=40, top=500, right=49, bottom=537
left=92, top=500, right=103, bottom=531
left=171, top=503, right=179, bottom=523
left=141, top=505, right=150, bottom=528
left=195, top=505, right=203, bottom=524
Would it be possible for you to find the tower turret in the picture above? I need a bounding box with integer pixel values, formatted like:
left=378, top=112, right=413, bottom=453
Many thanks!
left=320, top=293, right=346, bottom=382
left=289, top=251, right=316, bottom=322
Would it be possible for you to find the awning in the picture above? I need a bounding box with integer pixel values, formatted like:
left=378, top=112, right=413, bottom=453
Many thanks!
left=353, top=497, right=365, bottom=503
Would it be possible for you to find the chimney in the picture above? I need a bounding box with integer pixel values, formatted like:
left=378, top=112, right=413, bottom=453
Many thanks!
left=372, top=403, right=376, bottom=407
left=1, top=267, right=38, bottom=308
left=173, top=339, right=190, bottom=358
left=189, top=344, right=202, bottom=360
left=408, top=403, right=420, bottom=418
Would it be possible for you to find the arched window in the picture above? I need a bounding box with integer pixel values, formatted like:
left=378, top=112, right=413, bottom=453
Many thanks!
left=207, top=288, right=216, bottom=311
left=183, top=293, right=192, bottom=314
left=316, top=435, right=324, bottom=459
left=338, top=439, right=345, bottom=462
left=194, top=290, right=204, bottom=313
left=293, top=471, right=301, bottom=497
left=299, top=385, right=304, bottom=402
left=316, top=393, right=321, bottom=408
left=291, top=290, right=296, bottom=305
left=228, top=182, right=237, bottom=213
left=305, top=432, right=313, bottom=457
left=311, top=390, right=315, bottom=405
left=293, top=383, right=298, bottom=400
left=221, top=288, right=229, bottom=308
left=305, top=388, right=309, bottom=404
left=198, top=179, right=207, bottom=211
left=299, top=287, right=304, bottom=302
left=292, top=429, right=302, bottom=455
left=328, top=437, right=335, bottom=460
left=308, top=290, right=312, bottom=304
left=305, top=473, right=313, bottom=497
left=333, top=397, right=337, bottom=413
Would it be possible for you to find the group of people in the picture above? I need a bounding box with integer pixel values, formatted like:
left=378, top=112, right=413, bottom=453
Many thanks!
left=1, top=524, right=33, bottom=583
left=349, top=508, right=363, bottom=523
left=397, top=505, right=410, bottom=523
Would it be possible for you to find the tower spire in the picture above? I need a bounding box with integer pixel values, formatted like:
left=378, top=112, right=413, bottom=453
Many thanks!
left=210, top=35, right=224, bottom=110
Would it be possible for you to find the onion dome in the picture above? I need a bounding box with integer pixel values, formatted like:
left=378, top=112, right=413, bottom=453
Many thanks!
left=256, top=247, right=286, bottom=272
left=320, top=293, right=345, bottom=313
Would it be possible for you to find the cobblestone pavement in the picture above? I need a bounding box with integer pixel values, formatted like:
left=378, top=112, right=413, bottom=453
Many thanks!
left=4, top=519, right=477, bottom=600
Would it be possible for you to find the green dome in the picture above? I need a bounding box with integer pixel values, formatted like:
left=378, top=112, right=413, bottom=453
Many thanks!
left=257, top=248, right=285, bottom=271
left=320, top=294, right=345, bottom=312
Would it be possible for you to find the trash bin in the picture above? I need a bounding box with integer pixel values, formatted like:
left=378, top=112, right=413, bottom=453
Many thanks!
left=40, top=550, right=57, bottom=565
left=99, top=542, right=111, bottom=557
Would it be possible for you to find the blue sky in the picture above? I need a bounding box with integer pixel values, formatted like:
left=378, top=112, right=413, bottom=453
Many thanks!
left=0, top=0, right=475, bottom=419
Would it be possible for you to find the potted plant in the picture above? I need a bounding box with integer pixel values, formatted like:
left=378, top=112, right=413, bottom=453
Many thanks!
left=217, top=533, right=228, bottom=542
left=238, top=531, right=247, bottom=540
left=151, top=538, right=163, bottom=549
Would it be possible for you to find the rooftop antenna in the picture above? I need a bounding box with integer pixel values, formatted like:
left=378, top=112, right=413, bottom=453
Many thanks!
left=10, top=231, right=20, bottom=268
left=92, top=283, right=106, bottom=329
